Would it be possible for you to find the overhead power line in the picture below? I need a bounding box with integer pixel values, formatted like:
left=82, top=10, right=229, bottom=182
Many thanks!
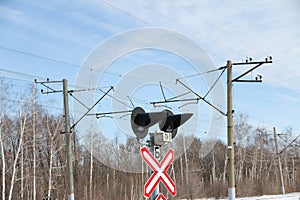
left=0, top=67, right=45, bottom=80
left=98, top=0, right=243, bottom=62
left=0, top=47, right=216, bottom=88
left=0, top=46, right=122, bottom=77
left=99, top=0, right=289, bottom=84
left=129, top=0, right=246, bottom=59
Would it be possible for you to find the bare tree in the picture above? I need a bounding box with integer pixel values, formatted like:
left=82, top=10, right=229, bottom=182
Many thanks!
left=0, top=79, right=12, bottom=200
left=8, top=93, right=29, bottom=200
left=32, top=86, right=37, bottom=200
left=0, top=117, right=6, bottom=200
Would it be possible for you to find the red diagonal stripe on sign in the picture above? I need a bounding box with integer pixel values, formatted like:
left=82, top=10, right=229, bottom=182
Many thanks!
left=160, top=149, right=176, bottom=196
left=144, top=171, right=160, bottom=197
left=141, top=147, right=176, bottom=198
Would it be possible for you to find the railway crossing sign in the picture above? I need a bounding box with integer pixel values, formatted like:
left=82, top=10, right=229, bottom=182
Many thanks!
left=141, top=147, right=176, bottom=198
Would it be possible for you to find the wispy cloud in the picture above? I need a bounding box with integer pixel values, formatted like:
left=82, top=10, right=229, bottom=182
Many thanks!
left=274, top=92, right=299, bottom=103
left=0, top=0, right=299, bottom=134
left=101, top=0, right=300, bottom=94
left=0, top=6, right=23, bottom=22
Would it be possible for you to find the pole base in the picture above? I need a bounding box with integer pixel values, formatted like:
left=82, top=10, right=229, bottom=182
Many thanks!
left=228, top=187, right=235, bottom=200
left=68, top=193, right=74, bottom=200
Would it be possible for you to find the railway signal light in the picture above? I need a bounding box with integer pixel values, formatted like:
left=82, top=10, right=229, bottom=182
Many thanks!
left=131, top=107, right=192, bottom=140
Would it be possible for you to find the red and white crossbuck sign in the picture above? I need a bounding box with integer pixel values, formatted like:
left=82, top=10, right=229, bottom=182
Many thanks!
left=141, top=147, right=176, bottom=199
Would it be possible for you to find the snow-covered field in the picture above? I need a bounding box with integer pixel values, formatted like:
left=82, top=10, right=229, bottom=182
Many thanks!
left=233, top=192, right=300, bottom=200
left=185, top=192, right=300, bottom=200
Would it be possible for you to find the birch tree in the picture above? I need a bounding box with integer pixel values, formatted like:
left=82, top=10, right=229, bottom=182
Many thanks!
left=0, top=79, right=11, bottom=200
left=8, top=94, right=29, bottom=200
left=0, top=117, right=6, bottom=200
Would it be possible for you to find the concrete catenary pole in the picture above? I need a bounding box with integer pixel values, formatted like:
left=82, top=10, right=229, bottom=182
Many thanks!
left=227, top=60, right=235, bottom=200
left=273, top=127, right=285, bottom=195
left=63, top=79, right=75, bottom=200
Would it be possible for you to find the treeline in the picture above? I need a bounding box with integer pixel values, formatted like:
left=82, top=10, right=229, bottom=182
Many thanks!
left=0, top=82, right=299, bottom=200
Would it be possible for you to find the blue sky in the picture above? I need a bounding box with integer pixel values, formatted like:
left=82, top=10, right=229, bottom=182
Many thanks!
left=1, top=0, right=300, bottom=140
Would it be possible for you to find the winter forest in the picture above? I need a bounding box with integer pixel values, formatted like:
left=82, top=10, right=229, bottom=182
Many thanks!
left=0, top=80, right=299, bottom=200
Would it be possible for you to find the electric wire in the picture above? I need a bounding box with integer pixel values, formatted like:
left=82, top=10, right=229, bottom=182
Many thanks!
left=97, top=0, right=231, bottom=62
left=2, top=73, right=218, bottom=132
left=0, top=0, right=298, bottom=135
left=98, top=0, right=152, bottom=26
left=0, top=65, right=295, bottom=135
left=0, top=75, right=292, bottom=138
left=170, top=0, right=291, bottom=82
left=127, top=0, right=289, bottom=85
left=0, top=46, right=122, bottom=78
left=203, top=67, right=226, bottom=99
left=0, top=47, right=215, bottom=89
left=129, top=0, right=247, bottom=60
left=1, top=1, right=296, bottom=86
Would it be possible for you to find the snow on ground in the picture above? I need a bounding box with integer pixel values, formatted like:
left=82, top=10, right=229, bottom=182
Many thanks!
left=184, top=192, right=300, bottom=200
left=232, top=192, right=300, bottom=200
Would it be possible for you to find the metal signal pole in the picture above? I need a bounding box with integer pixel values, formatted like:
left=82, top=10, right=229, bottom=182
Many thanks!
left=63, top=79, right=75, bottom=200
left=150, top=145, right=160, bottom=200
